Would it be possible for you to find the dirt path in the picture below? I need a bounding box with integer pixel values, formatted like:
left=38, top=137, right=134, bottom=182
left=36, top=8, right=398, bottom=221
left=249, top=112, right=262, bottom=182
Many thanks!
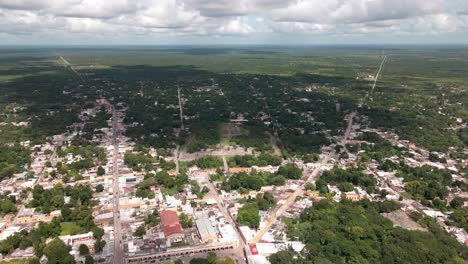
left=59, top=56, right=86, bottom=83
left=178, top=145, right=254, bottom=161
left=267, top=132, right=282, bottom=156
left=371, top=55, right=387, bottom=94
left=175, top=145, right=180, bottom=174
left=177, top=85, right=184, bottom=130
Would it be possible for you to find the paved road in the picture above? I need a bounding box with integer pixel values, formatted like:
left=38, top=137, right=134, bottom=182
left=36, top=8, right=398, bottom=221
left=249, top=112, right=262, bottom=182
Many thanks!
left=112, top=107, right=124, bottom=264
left=341, top=111, right=356, bottom=145
left=204, top=174, right=246, bottom=262
left=249, top=153, right=333, bottom=244
left=250, top=110, right=356, bottom=244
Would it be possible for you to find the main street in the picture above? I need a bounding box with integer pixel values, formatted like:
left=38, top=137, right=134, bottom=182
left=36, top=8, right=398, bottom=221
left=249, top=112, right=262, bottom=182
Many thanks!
left=112, top=106, right=124, bottom=264
left=341, top=111, right=356, bottom=145
left=204, top=173, right=247, bottom=263
left=173, top=81, right=246, bottom=263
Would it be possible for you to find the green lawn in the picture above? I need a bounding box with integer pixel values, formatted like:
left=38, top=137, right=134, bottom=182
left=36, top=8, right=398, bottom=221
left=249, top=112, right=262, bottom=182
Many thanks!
left=60, top=222, right=82, bottom=236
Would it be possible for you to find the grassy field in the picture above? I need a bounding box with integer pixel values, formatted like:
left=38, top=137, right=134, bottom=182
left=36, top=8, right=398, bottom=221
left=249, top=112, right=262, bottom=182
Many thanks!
left=55, top=46, right=382, bottom=76
left=60, top=221, right=82, bottom=236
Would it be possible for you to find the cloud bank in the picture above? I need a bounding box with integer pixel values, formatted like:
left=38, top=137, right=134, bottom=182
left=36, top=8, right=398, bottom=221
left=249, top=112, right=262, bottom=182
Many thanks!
left=0, top=0, right=467, bottom=44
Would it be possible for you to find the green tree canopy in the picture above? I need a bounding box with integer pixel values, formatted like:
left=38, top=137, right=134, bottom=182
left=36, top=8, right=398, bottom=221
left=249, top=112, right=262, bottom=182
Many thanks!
left=238, top=202, right=260, bottom=228
left=44, top=238, right=75, bottom=264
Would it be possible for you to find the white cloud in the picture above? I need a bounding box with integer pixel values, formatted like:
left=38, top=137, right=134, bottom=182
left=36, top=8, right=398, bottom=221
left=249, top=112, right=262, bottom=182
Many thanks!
left=64, top=17, right=114, bottom=33
left=0, top=9, right=61, bottom=34
left=0, top=0, right=50, bottom=10
left=51, top=0, right=139, bottom=19
left=459, top=0, right=468, bottom=15
left=269, top=21, right=333, bottom=34
left=0, top=0, right=467, bottom=43
left=183, top=0, right=293, bottom=17
left=217, top=17, right=254, bottom=34
left=116, top=0, right=199, bottom=29
left=270, top=0, right=445, bottom=24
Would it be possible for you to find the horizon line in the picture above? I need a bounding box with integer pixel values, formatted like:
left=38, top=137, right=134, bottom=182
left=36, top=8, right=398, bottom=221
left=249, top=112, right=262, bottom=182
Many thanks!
left=1, top=43, right=468, bottom=47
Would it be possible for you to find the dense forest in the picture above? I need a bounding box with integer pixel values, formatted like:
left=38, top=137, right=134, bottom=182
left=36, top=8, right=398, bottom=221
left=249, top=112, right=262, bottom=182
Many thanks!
left=222, top=163, right=301, bottom=191
left=316, top=167, right=377, bottom=194
left=0, top=144, right=30, bottom=180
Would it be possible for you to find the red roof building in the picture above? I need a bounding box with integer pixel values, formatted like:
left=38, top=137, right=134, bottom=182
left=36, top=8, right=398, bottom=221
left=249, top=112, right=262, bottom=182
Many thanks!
left=249, top=244, right=258, bottom=255
left=160, top=210, right=185, bottom=245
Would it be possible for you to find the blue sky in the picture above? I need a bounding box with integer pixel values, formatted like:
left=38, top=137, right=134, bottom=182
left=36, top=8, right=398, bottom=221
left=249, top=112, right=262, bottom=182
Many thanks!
left=1, top=0, right=468, bottom=45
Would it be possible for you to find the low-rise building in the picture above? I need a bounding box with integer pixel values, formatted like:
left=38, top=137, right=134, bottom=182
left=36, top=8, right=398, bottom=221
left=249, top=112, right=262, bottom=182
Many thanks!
left=343, top=191, right=360, bottom=201
left=160, top=210, right=185, bottom=246
left=16, top=209, right=61, bottom=224
left=60, top=231, right=95, bottom=249
left=195, top=216, right=217, bottom=243
left=304, top=190, right=320, bottom=198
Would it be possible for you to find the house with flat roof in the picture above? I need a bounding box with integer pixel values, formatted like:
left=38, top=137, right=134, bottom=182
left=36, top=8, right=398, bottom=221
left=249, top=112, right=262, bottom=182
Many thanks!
left=196, top=216, right=217, bottom=243
left=343, top=191, right=360, bottom=201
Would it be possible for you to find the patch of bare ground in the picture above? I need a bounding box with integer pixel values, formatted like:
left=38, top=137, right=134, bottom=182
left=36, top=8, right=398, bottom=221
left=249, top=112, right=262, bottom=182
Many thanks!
left=178, top=145, right=254, bottom=161
left=267, top=132, right=282, bottom=156
left=383, top=210, right=427, bottom=232
left=219, top=122, right=244, bottom=137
